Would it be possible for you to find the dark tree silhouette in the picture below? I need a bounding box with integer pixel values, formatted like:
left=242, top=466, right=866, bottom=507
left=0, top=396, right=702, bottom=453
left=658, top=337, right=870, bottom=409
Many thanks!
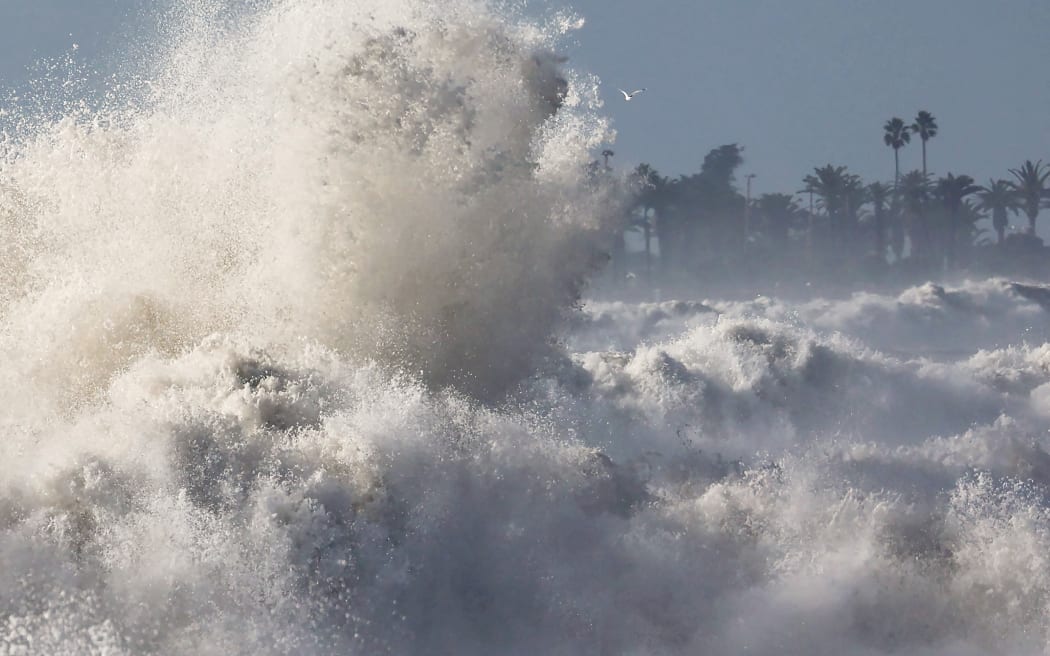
left=934, top=173, right=979, bottom=267
left=976, top=179, right=1021, bottom=244
left=605, top=113, right=1050, bottom=291
left=755, top=193, right=803, bottom=245
left=803, top=164, right=863, bottom=247
left=867, top=182, right=891, bottom=261
left=911, top=111, right=938, bottom=178
left=842, top=175, right=867, bottom=248
left=883, top=118, right=911, bottom=188
left=699, top=144, right=745, bottom=187
left=899, top=170, right=931, bottom=261
left=957, top=200, right=990, bottom=250
left=660, top=144, right=746, bottom=271
left=632, top=163, right=668, bottom=281
left=1008, top=160, right=1050, bottom=235
left=888, top=215, right=906, bottom=263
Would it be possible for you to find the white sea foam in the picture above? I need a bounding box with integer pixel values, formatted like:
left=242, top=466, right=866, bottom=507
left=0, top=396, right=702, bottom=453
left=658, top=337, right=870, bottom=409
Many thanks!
left=0, top=0, right=617, bottom=410
left=2, top=1, right=1050, bottom=654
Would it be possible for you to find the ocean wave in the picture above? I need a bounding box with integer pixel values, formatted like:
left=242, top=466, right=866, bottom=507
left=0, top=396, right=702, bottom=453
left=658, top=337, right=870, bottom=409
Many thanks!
left=2, top=0, right=1050, bottom=654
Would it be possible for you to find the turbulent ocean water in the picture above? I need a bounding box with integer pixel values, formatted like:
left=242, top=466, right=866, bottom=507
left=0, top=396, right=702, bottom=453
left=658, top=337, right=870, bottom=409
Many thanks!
left=3, top=1, right=1050, bottom=654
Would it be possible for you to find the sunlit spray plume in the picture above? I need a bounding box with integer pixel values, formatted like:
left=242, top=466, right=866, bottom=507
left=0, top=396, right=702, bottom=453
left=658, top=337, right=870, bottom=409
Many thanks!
left=15, top=2, right=1050, bottom=655
left=0, top=0, right=620, bottom=408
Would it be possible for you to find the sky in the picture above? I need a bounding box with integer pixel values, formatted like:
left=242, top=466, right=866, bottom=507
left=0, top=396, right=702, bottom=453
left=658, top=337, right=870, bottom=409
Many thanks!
left=551, top=0, right=1050, bottom=199
left=0, top=1, right=139, bottom=77
left=1, top=0, right=1049, bottom=202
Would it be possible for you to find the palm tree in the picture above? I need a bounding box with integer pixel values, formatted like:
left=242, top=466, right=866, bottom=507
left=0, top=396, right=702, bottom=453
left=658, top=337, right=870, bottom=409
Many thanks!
left=911, top=111, right=938, bottom=178
left=899, top=170, right=931, bottom=260
left=1008, top=160, right=1050, bottom=235
left=883, top=117, right=911, bottom=187
left=842, top=175, right=867, bottom=248
left=867, top=182, right=891, bottom=261
left=934, top=173, right=979, bottom=267
left=601, top=149, right=615, bottom=169
left=755, top=193, right=803, bottom=246
left=976, top=179, right=1020, bottom=244
left=957, top=200, right=991, bottom=250
left=803, top=165, right=851, bottom=208
left=632, top=163, right=667, bottom=281
left=803, top=164, right=862, bottom=247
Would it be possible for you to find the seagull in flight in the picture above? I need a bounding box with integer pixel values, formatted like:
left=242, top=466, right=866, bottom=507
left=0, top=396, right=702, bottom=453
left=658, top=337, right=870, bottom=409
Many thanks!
left=617, top=87, right=646, bottom=101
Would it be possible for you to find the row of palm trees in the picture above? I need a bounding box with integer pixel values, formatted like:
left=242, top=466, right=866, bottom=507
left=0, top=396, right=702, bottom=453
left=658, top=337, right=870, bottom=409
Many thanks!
left=882, top=111, right=1050, bottom=236
left=610, top=110, right=1050, bottom=281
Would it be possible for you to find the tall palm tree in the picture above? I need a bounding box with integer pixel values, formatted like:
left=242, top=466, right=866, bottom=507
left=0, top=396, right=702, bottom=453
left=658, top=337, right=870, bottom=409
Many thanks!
left=1008, top=160, right=1050, bottom=235
left=883, top=117, right=911, bottom=187
left=911, top=111, right=938, bottom=178
left=632, top=163, right=667, bottom=280
left=934, top=173, right=979, bottom=267
left=976, top=179, right=1021, bottom=244
left=867, top=182, right=891, bottom=261
left=601, top=149, right=615, bottom=169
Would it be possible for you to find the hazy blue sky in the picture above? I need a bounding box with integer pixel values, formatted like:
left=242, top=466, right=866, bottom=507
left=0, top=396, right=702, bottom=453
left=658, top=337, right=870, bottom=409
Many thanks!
left=0, top=1, right=139, bottom=77
left=2, top=0, right=1049, bottom=200
left=556, top=0, right=1050, bottom=198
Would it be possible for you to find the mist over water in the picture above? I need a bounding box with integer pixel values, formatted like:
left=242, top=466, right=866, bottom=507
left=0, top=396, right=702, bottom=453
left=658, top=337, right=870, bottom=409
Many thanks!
left=2, top=1, right=1050, bottom=654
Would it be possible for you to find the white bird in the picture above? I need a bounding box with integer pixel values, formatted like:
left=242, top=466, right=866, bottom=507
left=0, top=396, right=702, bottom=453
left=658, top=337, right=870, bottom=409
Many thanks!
left=617, top=88, right=646, bottom=101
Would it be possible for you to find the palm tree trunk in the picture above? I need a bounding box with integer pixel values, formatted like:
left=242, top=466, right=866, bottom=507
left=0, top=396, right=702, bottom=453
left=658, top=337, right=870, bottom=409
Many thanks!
left=643, top=222, right=652, bottom=283
left=946, top=210, right=956, bottom=269
left=993, top=210, right=1006, bottom=244
left=921, top=140, right=927, bottom=178
left=875, top=211, right=886, bottom=262
left=890, top=211, right=905, bottom=261
left=807, top=203, right=814, bottom=265
left=894, top=149, right=900, bottom=187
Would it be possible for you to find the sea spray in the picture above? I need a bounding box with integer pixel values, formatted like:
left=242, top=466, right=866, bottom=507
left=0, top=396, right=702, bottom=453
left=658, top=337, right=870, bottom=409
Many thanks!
left=3, top=1, right=1050, bottom=654
left=0, top=0, right=620, bottom=409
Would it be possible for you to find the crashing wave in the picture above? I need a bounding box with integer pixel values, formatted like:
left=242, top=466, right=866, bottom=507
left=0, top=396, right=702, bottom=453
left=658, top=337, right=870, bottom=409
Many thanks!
left=3, top=0, right=1050, bottom=654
